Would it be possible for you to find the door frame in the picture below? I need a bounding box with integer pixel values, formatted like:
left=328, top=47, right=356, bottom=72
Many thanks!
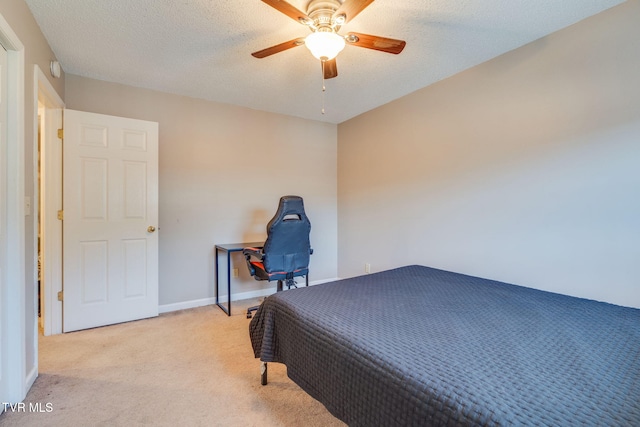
left=34, top=65, right=64, bottom=336
left=0, top=12, right=27, bottom=403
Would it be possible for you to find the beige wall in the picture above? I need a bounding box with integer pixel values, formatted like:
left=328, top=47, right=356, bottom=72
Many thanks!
left=0, top=0, right=64, bottom=396
left=65, top=75, right=338, bottom=306
left=337, top=1, right=640, bottom=308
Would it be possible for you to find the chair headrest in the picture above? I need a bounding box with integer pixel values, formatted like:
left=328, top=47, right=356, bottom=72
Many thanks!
left=267, top=195, right=309, bottom=230
left=267, top=196, right=311, bottom=234
left=274, top=196, right=305, bottom=219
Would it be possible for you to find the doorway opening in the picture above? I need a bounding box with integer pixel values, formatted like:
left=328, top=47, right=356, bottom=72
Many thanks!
left=35, top=65, right=64, bottom=336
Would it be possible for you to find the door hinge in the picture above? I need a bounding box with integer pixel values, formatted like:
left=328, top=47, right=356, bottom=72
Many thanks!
left=57, top=128, right=63, bottom=139
left=57, top=210, right=64, bottom=220
left=57, top=291, right=63, bottom=302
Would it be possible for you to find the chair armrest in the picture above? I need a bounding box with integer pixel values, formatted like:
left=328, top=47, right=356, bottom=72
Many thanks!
left=242, top=247, right=264, bottom=277
left=243, top=247, right=264, bottom=261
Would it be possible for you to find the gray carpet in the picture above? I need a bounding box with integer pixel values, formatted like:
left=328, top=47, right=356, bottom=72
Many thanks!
left=0, top=300, right=344, bottom=426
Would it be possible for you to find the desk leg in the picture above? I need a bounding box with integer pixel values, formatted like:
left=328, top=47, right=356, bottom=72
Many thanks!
left=215, top=248, right=231, bottom=316
left=215, top=248, right=219, bottom=304
left=226, top=253, right=232, bottom=316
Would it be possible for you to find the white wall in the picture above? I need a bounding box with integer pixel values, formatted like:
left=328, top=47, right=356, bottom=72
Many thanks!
left=0, top=0, right=64, bottom=403
left=337, top=0, right=640, bottom=308
left=65, top=75, right=338, bottom=307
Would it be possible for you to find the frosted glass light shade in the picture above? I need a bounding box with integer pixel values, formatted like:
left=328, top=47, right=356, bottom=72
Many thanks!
left=305, top=31, right=346, bottom=61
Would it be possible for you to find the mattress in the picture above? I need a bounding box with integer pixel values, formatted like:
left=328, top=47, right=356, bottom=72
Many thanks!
left=249, top=265, right=640, bottom=426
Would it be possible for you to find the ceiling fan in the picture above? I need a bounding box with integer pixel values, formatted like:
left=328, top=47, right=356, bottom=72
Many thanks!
left=252, top=0, right=406, bottom=79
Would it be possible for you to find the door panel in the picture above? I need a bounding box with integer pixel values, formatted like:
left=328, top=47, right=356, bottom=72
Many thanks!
left=81, top=157, right=107, bottom=219
left=80, top=240, right=108, bottom=303
left=123, top=161, right=147, bottom=218
left=63, top=109, right=158, bottom=332
left=123, top=239, right=147, bottom=297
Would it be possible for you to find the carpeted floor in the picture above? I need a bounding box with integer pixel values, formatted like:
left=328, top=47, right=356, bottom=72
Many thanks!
left=0, top=299, right=345, bottom=426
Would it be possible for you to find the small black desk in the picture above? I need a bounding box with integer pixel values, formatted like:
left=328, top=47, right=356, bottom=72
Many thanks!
left=215, top=242, right=263, bottom=316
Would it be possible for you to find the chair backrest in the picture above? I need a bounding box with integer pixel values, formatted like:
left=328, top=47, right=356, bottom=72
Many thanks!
left=262, top=196, right=311, bottom=275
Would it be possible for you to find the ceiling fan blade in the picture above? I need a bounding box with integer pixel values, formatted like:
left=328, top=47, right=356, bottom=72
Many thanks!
left=261, top=0, right=312, bottom=24
left=252, top=38, right=305, bottom=58
left=346, top=32, right=406, bottom=54
left=333, top=0, right=375, bottom=24
left=323, top=58, right=338, bottom=79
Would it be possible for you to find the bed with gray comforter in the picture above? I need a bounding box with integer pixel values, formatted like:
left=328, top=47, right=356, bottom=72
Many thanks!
left=249, top=265, right=640, bottom=426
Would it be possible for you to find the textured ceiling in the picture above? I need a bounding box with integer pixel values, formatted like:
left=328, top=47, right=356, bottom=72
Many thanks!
left=25, top=0, right=625, bottom=124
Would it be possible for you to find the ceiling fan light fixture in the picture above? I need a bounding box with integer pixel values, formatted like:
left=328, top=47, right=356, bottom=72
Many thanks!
left=305, top=31, right=345, bottom=61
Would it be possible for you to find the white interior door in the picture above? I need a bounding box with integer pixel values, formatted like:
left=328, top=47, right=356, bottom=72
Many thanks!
left=63, top=109, right=159, bottom=332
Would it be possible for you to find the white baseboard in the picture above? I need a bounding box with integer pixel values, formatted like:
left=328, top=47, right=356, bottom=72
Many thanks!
left=158, top=297, right=216, bottom=314
left=25, top=365, right=38, bottom=392
left=158, top=277, right=340, bottom=314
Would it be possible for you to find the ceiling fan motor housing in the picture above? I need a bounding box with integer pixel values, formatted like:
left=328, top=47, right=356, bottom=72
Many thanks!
left=307, top=0, right=343, bottom=31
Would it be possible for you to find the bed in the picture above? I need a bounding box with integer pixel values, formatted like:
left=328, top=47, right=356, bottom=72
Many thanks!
left=249, top=265, right=640, bottom=426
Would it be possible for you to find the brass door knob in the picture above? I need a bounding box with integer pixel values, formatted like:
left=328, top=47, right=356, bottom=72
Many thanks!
left=147, top=226, right=156, bottom=233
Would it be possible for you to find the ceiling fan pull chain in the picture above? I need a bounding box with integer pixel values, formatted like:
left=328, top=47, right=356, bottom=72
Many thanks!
left=321, top=60, right=326, bottom=115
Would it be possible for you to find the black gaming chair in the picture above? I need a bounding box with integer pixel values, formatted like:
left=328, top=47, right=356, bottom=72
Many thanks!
left=243, top=195, right=312, bottom=318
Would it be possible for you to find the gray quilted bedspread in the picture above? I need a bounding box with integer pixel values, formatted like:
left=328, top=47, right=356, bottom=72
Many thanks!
left=249, top=265, right=640, bottom=426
